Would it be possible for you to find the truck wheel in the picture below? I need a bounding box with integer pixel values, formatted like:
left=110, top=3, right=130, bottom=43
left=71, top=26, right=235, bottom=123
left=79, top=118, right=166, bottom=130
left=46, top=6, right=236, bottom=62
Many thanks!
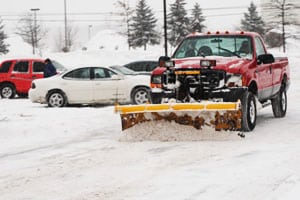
left=271, top=85, right=287, bottom=118
left=132, top=87, right=149, bottom=105
left=241, top=91, right=257, bottom=132
left=47, top=91, right=67, bottom=107
left=0, top=83, right=16, bottom=99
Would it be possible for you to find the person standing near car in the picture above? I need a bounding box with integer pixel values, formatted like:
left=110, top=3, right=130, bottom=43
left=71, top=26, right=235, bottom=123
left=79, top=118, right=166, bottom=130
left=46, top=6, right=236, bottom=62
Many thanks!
left=44, top=58, right=57, bottom=78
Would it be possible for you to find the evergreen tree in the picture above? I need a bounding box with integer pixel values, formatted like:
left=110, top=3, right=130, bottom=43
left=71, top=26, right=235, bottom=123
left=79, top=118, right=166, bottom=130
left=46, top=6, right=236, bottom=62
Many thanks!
left=130, top=0, right=160, bottom=50
left=167, top=0, right=190, bottom=47
left=241, top=2, right=265, bottom=36
left=190, top=3, right=206, bottom=33
left=0, top=18, right=9, bottom=55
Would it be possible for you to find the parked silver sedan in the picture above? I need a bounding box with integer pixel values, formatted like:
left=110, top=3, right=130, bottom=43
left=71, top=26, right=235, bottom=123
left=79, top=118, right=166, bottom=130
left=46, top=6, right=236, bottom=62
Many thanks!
left=29, top=65, right=150, bottom=107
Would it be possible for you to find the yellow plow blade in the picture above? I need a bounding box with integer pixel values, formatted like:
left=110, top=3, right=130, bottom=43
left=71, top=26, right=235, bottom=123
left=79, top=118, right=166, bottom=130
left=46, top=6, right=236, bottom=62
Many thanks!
left=115, top=102, right=242, bottom=132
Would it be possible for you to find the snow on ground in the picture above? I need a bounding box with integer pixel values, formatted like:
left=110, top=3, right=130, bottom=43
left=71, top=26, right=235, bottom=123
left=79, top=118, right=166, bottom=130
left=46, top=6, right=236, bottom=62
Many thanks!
left=1, top=34, right=300, bottom=199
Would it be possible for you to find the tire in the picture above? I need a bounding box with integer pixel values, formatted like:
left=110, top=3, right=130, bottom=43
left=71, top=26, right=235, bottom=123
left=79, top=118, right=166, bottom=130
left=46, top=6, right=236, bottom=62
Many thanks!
left=0, top=83, right=16, bottom=99
left=17, top=93, right=28, bottom=98
left=132, top=87, right=149, bottom=104
left=150, top=92, right=163, bottom=104
left=241, top=91, right=257, bottom=132
left=47, top=91, right=67, bottom=107
left=271, top=85, right=287, bottom=118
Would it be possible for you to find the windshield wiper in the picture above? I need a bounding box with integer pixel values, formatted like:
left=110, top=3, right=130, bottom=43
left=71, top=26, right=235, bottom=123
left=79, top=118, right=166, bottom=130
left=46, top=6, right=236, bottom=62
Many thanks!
left=217, top=47, right=241, bottom=58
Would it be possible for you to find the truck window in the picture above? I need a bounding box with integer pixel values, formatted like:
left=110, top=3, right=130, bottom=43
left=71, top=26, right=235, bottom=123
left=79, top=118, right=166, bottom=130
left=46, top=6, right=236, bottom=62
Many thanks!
left=254, top=37, right=266, bottom=57
left=13, top=61, right=29, bottom=73
left=173, top=36, right=253, bottom=59
left=0, top=61, right=12, bottom=73
left=33, top=62, right=45, bottom=73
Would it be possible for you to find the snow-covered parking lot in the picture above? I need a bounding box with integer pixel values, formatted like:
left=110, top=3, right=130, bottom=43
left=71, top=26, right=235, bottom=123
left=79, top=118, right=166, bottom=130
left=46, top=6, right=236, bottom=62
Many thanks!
left=1, top=54, right=300, bottom=200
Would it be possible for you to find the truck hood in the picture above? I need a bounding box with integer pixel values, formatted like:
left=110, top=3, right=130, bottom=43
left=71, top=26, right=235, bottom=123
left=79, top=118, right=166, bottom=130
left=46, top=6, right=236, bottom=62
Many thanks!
left=174, top=57, right=253, bottom=73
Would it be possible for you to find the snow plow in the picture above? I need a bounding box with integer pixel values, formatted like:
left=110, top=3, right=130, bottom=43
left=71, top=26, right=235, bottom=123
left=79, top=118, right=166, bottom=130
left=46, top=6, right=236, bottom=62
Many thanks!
left=115, top=31, right=290, bottom=136
left=115, top=101, right=242, bottom=131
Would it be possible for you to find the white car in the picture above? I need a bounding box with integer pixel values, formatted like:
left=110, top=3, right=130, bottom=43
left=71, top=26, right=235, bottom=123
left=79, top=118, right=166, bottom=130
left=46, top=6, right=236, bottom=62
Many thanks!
left=29, top=66, right=150, bottom=107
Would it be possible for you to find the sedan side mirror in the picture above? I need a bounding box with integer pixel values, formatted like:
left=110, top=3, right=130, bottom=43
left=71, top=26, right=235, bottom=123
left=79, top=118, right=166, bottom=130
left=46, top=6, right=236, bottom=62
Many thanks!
left=257, top=54, right=275, bottom=64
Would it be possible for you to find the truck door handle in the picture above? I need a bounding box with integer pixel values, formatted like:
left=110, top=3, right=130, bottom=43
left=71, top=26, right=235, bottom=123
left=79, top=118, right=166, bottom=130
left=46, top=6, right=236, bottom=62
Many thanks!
left=269, top=66, right=272, bottom=74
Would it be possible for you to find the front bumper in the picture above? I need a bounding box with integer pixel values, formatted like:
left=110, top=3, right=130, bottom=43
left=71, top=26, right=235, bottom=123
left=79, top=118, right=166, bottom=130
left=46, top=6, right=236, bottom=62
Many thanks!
left=28, top=89, right=47, bottom=103
left=151, top=87, right=248, bottom=103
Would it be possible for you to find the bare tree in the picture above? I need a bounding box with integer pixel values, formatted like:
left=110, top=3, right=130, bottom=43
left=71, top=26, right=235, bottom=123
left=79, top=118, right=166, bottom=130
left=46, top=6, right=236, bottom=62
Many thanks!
left=114, top=0, right=134, bottom=49
left=15, top=13, right=47, bottom=55
left=263, top=0, right=300, bottom=52
left=55, top=23, right=79, bottom=52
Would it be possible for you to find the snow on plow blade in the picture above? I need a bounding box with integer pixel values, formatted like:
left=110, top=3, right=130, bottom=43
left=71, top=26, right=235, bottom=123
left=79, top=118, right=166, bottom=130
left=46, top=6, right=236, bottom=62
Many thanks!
left=115, top=102, right=242, bottom=132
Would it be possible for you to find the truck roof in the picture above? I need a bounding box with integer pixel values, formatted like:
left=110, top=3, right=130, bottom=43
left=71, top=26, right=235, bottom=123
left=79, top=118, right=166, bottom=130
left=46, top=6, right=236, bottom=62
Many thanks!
left=185, top=31, right=261, bottom=38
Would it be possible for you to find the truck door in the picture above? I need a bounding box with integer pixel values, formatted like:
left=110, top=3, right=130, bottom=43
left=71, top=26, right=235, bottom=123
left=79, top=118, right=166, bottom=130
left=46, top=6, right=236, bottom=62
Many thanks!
left=254, top=37, right=273, bottom=100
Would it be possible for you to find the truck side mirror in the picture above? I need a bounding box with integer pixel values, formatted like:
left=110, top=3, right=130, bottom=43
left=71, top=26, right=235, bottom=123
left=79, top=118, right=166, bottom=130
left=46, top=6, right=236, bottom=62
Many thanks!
left=257, top=54, right=275, bottom=64
left=158, top=56, right=172, bottom=68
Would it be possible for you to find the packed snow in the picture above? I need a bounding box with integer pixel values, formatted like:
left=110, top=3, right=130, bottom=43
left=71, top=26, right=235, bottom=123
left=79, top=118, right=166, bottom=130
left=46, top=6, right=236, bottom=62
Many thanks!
left=1, top=33, right=300, bottom=199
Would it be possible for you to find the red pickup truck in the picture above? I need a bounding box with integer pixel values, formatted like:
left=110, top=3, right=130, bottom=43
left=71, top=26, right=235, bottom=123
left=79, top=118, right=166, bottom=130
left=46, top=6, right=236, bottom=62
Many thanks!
left=0, top=58, right=66, bottom=98
left=150, top=31, right=290, bottom=131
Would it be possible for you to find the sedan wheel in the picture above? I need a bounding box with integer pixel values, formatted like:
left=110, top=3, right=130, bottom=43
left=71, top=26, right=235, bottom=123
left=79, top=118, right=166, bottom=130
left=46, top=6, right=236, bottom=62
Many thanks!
left=132, top=87, right=149, bottom=104
left=47, top=91, right=67, bottom=107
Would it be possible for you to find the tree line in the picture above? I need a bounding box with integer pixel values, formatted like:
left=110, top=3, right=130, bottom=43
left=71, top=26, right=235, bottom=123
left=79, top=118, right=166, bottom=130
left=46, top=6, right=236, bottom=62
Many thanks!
left=0, top=0, right=299, bottom=55
left=116, top=0, right=299, bottom=52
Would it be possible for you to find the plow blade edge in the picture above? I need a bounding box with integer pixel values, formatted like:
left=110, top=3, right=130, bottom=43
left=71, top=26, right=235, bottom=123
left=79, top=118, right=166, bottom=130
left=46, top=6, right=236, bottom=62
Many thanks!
left=115, top=102, right=242, bottom=132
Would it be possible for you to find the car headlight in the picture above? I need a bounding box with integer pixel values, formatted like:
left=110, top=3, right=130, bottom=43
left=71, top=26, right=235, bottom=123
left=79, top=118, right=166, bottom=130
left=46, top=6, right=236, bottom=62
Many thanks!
left=226, top=73, right=242, bottom=87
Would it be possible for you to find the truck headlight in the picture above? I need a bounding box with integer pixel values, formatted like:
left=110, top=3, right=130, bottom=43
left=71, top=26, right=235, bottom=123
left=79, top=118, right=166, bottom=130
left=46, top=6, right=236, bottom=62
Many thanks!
left=151, top=75, right=162, bottom=88
left=226, top=74, right=242, bottom=87
left=152, top=75, right=162, bottom=84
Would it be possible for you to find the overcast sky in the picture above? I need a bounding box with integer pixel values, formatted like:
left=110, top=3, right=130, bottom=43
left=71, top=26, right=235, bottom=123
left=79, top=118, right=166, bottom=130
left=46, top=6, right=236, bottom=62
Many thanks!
left=0, top=0, right=261, bottom=47
left=1, top=0, right=261, bottom=29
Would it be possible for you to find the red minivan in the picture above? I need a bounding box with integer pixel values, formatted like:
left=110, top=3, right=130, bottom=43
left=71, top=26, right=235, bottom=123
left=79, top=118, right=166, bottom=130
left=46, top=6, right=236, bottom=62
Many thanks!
left=0, top=58, right=66, bottom=98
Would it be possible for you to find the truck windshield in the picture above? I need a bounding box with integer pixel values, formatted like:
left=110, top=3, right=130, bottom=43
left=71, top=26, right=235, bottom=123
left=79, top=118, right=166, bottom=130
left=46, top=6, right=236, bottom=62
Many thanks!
left=173, top=35, right=253, bottom=59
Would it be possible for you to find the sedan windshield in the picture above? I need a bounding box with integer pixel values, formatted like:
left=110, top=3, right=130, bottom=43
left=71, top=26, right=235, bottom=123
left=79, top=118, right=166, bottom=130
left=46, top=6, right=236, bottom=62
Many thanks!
left=109, top=66, right=137, bottom=75
left=173, top=35, right=253, bottom=59
left=52, top=60, right=68, bottom=72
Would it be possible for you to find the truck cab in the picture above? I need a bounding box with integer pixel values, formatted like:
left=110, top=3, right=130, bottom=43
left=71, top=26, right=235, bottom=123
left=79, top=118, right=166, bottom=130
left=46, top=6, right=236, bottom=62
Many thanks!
left=150, top=31, right=290, bottom=131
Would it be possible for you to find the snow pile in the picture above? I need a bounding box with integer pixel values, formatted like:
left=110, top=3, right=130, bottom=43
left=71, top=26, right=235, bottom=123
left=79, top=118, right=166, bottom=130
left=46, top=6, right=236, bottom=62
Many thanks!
left=120, top=120, right=243, bottom=142
left=46, top=48, right=161, bottom=69
left=3, top=34, right=35, bottom=58
left=84, top=29, right=128, bottom=51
